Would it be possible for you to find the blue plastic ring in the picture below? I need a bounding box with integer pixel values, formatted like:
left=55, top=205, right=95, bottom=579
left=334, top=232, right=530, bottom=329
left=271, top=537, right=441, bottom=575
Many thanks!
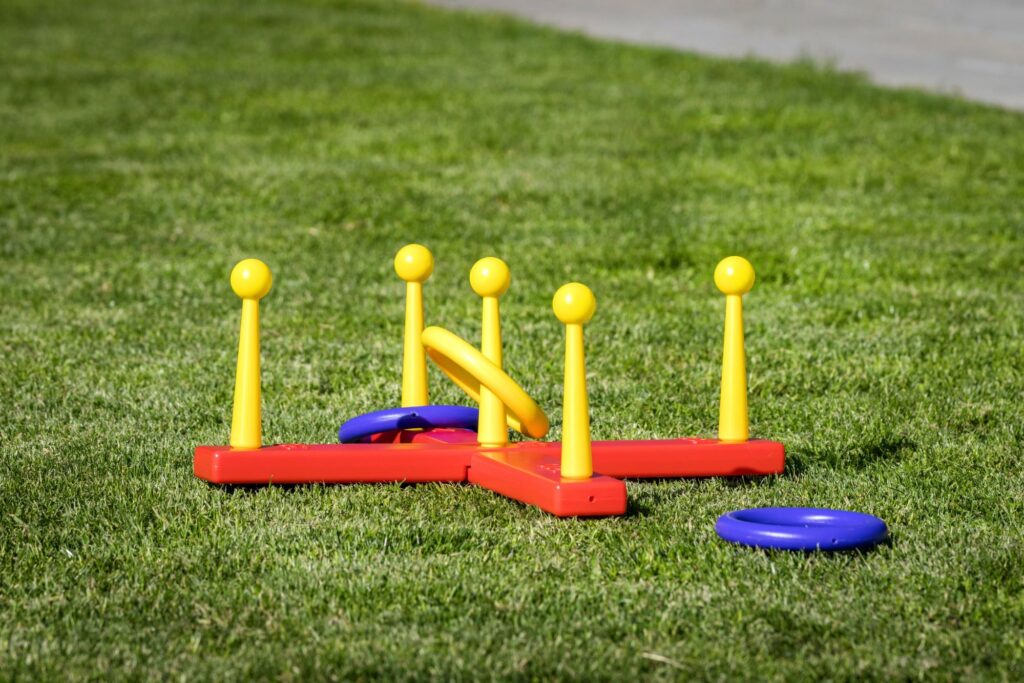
left=715, top=507, right=888, bottom=552
left=338, top=405, right=479, bottom=443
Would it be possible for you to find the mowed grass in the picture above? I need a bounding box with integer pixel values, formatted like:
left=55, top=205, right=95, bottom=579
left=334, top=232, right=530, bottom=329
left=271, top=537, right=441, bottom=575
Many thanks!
left=2, top=0, right=1023, bottom=679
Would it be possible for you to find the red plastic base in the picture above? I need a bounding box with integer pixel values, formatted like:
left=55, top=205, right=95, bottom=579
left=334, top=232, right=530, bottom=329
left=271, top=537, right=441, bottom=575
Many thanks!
left=368, top=432, right=785, bottom=478
left=193, top=442, right=470, bottom=484
left=469, top=449, right=627, bottom=517
left=366, top=428, right=480, bottom=445
left=590, top=438, right=785, bottom=478
left=194, top=431, right=784, bottom=517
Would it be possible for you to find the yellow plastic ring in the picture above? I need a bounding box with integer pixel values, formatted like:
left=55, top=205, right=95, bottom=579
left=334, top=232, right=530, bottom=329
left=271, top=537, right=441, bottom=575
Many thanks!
left=421, top=326, right=549, bottom=439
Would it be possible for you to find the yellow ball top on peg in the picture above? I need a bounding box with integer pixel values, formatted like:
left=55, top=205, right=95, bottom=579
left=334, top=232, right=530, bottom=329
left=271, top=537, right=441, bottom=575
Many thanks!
left=394, top=243, right=434, bottom=283
left=231, top=258, right=273, bottom=300
left=469, top=256, right=511, bottom=298
left=552, top=282, right=597, bottom=326
left=714, top=256, right=755, bottom=296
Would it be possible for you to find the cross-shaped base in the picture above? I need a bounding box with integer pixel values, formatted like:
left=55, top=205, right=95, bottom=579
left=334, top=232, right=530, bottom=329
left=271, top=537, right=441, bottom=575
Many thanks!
left=194, top=430, right=783, bottom=517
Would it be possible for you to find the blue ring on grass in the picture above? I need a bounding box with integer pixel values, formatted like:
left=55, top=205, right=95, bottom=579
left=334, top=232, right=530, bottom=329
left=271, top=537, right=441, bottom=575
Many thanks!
left=338, top=405, right=478, bottom=443
left=715, top=507, right=888, bottom=552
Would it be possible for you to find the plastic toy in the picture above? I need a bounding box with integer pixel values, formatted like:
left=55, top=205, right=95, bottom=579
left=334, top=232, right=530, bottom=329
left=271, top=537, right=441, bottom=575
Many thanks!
left=193, top=245, right=786, bottom=517
left=715, top=507, right=889, bottom=551
left=338, top=405, right=479, bottom=444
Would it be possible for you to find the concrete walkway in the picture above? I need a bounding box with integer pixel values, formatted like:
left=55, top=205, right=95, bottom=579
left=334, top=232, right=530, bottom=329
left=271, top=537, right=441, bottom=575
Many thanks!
left=431, top=0, right=1024, bottom=110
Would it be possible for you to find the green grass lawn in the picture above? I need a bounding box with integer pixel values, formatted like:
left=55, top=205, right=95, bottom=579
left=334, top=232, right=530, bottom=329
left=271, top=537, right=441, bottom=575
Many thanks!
left=2, top=0, right=1023, bottom=679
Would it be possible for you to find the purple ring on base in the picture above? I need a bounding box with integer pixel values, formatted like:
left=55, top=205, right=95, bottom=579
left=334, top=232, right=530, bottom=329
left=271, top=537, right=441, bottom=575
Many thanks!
left=339, top=405, right=478, bottom=443
left=715, top=507, right=888, bottom=552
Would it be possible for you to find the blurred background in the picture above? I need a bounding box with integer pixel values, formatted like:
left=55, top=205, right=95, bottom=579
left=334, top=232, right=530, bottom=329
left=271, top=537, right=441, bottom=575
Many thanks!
left=433, top=0, right=1024, bottom=110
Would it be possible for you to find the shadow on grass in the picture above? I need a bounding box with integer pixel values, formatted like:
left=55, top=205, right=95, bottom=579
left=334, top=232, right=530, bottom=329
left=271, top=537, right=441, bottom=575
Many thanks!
left=210, top=480, right=448, bottom=495
left=785, top=434, right=918, bottom=475
left=624, top=474, right=785, bottom=517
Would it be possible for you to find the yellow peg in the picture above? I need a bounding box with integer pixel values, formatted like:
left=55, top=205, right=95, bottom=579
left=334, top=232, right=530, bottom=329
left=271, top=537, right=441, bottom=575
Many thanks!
left=229, top=258, right=272, bottom=449
left=470, top=257, right=511, bottom=447
left=714, top=256, right=755, bottom=443
left=395, top=244, right=434, bottom=407
left=553, top=283, right=596, bottom=480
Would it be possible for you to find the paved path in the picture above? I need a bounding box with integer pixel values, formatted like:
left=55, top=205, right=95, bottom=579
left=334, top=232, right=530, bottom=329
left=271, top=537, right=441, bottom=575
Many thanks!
left=431, top=0, right=1024, bottom=110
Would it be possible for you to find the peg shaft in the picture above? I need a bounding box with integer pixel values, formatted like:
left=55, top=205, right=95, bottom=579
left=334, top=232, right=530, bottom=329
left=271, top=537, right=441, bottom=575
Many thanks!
left=715, top=256, right=755, bottom=443
left=395, top=244, right=434, bottom=407
left=470, top=257, right=511, bottom=447
left=229, top=259, right=272, bottom=449
left=553, top=283, right=596, bottom=480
